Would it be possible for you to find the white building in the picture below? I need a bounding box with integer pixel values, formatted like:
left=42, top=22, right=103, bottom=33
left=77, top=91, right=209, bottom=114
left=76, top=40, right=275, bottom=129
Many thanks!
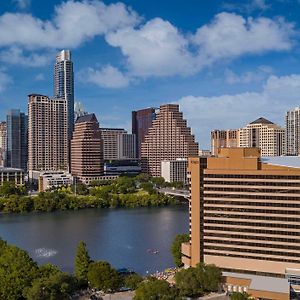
left=239, top=117, right=285, bottom=156
left=161, top=159, right=188, bottom=184
left=285, top=107, right=300, bottom=156
left=0, top=167, right=24, bottom=185
left=29, top=170, right=73, bottom=192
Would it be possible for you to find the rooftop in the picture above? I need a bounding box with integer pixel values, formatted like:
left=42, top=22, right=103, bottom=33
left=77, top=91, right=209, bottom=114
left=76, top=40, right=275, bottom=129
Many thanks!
left=250, top=117, right=274, bottom=125
left=0, top=167, right=24, bottom=172
left=262, top=156, right=300, bottom=168
left=223, top=272, right=289, bottom=294
left=75, top=113, right=97, bottom=123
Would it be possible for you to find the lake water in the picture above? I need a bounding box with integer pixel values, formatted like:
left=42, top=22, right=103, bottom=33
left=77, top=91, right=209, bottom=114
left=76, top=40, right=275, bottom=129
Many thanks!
left=0, top=205, right=189, bottom=274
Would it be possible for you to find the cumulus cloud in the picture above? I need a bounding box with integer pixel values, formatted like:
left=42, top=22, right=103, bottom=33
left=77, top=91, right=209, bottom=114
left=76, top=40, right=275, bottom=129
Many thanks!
left=194, top=13, right=293, bottom=64
left=222, top=0, right=270, bottom=13
left=79, top=65, right=130, bottom=88
left=0, top=1, right=139, bottom=49
left=105, top=12, right=293, bottom=78
left=106, top=18, right=197, bottom=77
left=176, top=74, right=300, bottom=148
left=0, top=1, right=295, bottom=84
left=0, top=47, right=52, bottom=67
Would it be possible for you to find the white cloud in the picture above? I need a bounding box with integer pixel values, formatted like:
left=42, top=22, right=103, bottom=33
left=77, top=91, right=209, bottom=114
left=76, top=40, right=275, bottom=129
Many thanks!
left=0, top=69, right=12, bottom=92
left=224, top=66, right=274, bottom=84
left=194, top=13, right=293, bottom=64
left=0, top=1, right=139, bottom=49
left=176, top=74, right=300, bottom=148
left=105, top=12, right=293, bottom=78
left=12, top=0, right=31, bottom=10
left=79, top=65, right=130, bottom=88
left=106, top=18, right=197, bottom=77
left=0, top=47, right=52, bottom=67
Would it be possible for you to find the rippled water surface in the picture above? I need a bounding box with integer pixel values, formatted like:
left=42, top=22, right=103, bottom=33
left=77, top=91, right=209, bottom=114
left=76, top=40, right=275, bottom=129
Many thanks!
left=0, top=205, right=189, bottom=274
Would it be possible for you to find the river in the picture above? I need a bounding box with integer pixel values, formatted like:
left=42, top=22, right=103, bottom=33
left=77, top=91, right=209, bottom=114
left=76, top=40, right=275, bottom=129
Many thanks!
left=0, top=205, right=189, bottom=274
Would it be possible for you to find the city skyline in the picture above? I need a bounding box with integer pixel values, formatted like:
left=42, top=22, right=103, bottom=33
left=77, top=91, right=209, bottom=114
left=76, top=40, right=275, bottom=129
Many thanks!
left=1, top=1, right=300, bottom=147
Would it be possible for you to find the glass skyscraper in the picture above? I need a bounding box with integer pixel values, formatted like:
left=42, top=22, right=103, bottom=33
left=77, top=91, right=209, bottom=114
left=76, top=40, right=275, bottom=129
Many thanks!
left=6, top=109, right=28, bottom=171
left=54, top=50, right=74, bottom=140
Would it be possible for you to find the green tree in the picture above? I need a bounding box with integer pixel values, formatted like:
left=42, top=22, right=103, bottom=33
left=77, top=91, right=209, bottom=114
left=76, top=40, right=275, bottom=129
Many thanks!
left=24, top=272, right=78, bottom=300
left=175, top=267, right=203, bottom=297
left=151, top=177, right=165, bottom=187
left=0, top=244, right=38, bottom=300
left=134, top=278, right=179, bottom=300
left=171, top=233, right=189, bottom=267
left=200, top=263, right=222, bottom=292
left=87, top=261, right=121, bottom=292
left=230, top=292, right=252, bottom=300
left=74, top=241, right=91, bottom=285
left=124, top=274, right=143, bottom=290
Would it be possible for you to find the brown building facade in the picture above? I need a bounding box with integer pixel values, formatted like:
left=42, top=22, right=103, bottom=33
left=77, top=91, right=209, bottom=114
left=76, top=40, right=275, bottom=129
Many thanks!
left=182, top=148, right=300, bottom=299
left=141, top=104, right=198, bottom=176
left=28, top=94, right=68, bottom=171
left=211, top=129, right=239, bottom=156
left=71, top=114, right=103, bottom=184
left=132, top=107, right=157, bottom=158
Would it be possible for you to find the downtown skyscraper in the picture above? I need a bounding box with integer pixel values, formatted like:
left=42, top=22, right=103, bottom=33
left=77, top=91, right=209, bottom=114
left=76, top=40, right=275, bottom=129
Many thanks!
left=54, top=50, right=74, bottom=140
left=6, top=109, right=28, bottom=171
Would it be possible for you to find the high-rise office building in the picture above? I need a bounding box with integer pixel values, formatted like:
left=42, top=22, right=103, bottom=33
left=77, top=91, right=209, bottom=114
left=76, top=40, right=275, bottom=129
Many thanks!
left=74, top=101, right=87, bottom=121
left=117, top=133, right=136, bottom=159
left=71, top=114, right=103, bottom=184
left=161, top=158, right=188, bottom=184
left=0, top=122, right=6, bottom=167
left=28, top=94, right=68, bottom=171
left=285, top=107, right=300, bottom=156
left=141, top=104, right=198, bottom=176
left=6, top=110, right=28, bottom=171
left=54, top=50, right=74, bottom=139
left=100, top=128, right=127, bottom=160
left=211, top=129, right=239, bottom=156
left=239, top=117, right=284, bottom=156
left=132, top=108, right=157, bottom=158
left=182, top=148, right=300, bottom=299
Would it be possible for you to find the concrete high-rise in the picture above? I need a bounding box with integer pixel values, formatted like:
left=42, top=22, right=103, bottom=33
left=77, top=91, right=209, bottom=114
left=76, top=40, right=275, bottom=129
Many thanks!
left=71, top=114, right=103, bottom=184
left=239, top=117, right=284, bottom=156
left=6, top=110, right=28, bottom=171
left=0, top=122, right=6, bottom=167
left=54, top=50, right=74, bottom=139
left=132, top=108, right=157, bottom=158
left=211, top=129, right=239, bottom=156
left=117, top=133, right=136, bottom=159
left=141, top=104, right=198, bottom=176
left=100, top=128, right=127, bottom=160
left=28, top=94, right=68, bottom=171
left=182, top=148, right=300, bottom=300
left=285, top=107, right=300, bottom=155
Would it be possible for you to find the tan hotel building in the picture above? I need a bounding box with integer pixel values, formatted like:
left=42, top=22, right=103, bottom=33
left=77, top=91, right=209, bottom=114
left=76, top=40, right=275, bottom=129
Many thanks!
left=182, top=148, right=300, bottom=300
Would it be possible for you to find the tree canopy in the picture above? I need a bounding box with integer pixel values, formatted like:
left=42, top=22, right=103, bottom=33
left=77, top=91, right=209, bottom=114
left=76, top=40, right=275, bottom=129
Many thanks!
left=171, top=233, right=190, bottom=267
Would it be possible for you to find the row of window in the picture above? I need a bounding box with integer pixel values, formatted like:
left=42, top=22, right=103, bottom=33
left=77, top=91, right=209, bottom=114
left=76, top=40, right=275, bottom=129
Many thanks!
left=204, top=213, right=300, bottom=222
left=204, top=174, right=300, bottom=180
left=204, top=200, right=300, bottom=207
left=204, top=251, right=300, bottom=264
left=203, top=226, right=300, bottom=236
left=204, top=194, right=300, bottom=200
left=204, top=232, right=300, bottom=243
left=205, top=219, right=300, bottom=229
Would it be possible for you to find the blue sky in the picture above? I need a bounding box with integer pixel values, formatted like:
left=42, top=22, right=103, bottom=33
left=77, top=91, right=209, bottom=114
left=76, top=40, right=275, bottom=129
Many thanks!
left=1, top=0, right=300, bottom=148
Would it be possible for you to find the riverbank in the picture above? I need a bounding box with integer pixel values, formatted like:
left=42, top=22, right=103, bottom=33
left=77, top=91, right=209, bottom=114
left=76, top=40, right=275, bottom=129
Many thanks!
left=0, top=175, right=187, bottom=214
